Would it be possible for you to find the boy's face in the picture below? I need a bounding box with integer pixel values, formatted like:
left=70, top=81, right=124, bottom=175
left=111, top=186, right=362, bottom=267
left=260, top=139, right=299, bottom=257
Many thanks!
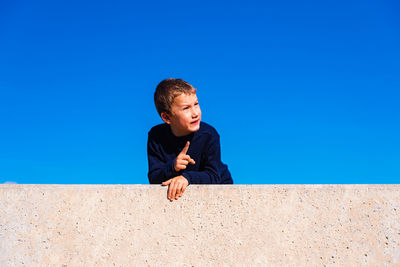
left=161, top=93, right=202, bottom=137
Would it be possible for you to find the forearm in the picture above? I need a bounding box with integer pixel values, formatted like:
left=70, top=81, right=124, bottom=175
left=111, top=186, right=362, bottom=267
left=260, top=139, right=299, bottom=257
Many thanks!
left=182, top=169, right=222, bottom=184
left=148, top=159, right=178, bottom=184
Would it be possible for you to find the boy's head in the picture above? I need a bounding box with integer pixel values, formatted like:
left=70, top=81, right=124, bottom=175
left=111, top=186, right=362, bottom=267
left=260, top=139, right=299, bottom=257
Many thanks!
left=154, top=78, right=201, bottom=137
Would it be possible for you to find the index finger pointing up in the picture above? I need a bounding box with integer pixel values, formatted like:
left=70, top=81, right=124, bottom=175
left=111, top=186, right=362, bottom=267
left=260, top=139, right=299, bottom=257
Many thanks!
left=180, top=141, right=190, bottom=155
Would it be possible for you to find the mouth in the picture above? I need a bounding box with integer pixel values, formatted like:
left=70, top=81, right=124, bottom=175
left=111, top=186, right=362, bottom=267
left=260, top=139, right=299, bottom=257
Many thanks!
left=191, top=119, right=200, bottom=125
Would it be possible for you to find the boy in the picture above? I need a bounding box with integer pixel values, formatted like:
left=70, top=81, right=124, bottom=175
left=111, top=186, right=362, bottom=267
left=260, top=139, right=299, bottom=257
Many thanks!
left=148, top=78, right=233, bottom=201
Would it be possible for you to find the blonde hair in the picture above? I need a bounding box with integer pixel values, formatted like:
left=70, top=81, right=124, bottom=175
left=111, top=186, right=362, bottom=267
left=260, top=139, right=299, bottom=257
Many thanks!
left=154, top=78, right=196, bottom=115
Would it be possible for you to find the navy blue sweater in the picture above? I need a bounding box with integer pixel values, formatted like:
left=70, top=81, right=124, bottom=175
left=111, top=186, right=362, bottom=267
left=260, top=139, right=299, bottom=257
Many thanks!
left=147, top=122, right=233, bottom=184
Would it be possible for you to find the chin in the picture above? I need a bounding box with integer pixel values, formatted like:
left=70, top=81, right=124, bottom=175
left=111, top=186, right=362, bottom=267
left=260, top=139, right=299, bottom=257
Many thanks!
left=190, top=122, right=201, bottom=132
left=191, top=126, right=200, bottom=132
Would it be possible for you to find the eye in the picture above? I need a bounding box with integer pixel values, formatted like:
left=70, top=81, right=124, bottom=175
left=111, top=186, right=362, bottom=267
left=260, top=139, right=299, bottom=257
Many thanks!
left=183, top=106, right=189, bottom=110
left=194, top=102, right=199, bottom=106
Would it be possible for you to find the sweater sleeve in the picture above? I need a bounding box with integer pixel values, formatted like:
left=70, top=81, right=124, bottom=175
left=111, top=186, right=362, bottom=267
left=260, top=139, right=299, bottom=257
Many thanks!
left=147, top=133, right=179, bottom=184
left=181, top=132, right=224, bottom=184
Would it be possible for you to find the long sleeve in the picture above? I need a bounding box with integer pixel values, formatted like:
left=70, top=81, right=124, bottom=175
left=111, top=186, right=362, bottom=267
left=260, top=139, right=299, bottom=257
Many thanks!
left=181, top=132, right=225, bottom=184
left=147, top=134, right=179, bottom=184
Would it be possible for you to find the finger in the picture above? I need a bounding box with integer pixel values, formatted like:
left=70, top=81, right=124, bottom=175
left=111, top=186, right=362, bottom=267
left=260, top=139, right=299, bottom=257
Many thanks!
left=175, top=184, right=182, bottom=199
left=169, top=181, right=177, bottom=201
left=178, top=164, right=187, bottom=170
left=180, top=141, right=190, bottom=155
left=181, top=155, right=190, bottom=160
left=167, top=181, right=174, bottom=200
left=162, top=179, right=172, bottom=186
left=178, top=159, right=189, bottom=166
left=176, top=180, right=188, bottom=198
left=176, top=189, right=184, bottom=199
left=169, top=180, right=177, bottom=200
left=176, top=182, right=186, bottom=199
left=182, top=183, right=187, bottom=194
left=181, top=155, right=195, bottom=165
left=181, top=155, right=193, bottom=161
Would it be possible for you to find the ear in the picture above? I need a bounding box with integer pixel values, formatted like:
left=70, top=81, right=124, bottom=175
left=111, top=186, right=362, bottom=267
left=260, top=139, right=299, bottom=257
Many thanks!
left=161, top=112, right=171, bottom=124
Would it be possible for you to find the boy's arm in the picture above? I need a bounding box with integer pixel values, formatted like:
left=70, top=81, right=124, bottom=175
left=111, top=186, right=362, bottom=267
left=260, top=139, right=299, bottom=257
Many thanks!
left=181, top=133, right=226, bottom=184
left=147, top=135, right=179, bottom=184
left=159, top=141, right=195, bottom=201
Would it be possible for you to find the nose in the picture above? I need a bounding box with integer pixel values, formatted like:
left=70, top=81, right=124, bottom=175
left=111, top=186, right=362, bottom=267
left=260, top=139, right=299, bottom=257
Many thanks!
left=191, top=106, right=199, bottom=118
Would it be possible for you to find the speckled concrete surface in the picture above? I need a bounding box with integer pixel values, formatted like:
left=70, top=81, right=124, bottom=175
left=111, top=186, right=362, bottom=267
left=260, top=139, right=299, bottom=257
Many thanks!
left=1, top=185, right=400, bottom=266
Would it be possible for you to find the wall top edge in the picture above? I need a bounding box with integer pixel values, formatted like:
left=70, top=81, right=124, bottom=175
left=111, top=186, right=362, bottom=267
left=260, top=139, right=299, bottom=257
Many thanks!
left=1, top=184, right=400, bottom=189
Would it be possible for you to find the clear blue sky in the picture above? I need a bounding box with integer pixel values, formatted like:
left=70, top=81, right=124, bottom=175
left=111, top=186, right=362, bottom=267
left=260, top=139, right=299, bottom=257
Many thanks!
left=1, top=0, right=399, bottom=184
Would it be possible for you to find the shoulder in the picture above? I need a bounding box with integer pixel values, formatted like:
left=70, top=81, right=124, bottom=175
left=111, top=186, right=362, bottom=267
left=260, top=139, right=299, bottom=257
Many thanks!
left=149, top=123, right=168, bottom=134
left=198, top=121, right=220, bottom=138
left=148, top=123, right=170, bottom=140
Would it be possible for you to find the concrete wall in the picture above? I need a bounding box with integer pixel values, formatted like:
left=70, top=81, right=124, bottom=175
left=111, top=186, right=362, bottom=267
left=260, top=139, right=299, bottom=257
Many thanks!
left=1, top=184, right=400, bottom=266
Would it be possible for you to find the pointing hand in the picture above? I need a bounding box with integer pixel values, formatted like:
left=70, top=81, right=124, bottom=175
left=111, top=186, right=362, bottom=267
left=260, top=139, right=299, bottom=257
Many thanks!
left=174, top=141, right=195, bottom=172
